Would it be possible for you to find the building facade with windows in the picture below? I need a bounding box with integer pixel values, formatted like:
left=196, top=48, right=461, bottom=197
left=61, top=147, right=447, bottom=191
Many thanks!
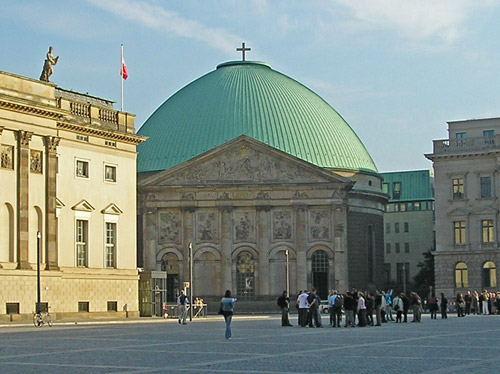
left=137, top=61, right=387, bottom=304
left=426, top=117, right=499, bottom=297
left=381, top=170, right=435, bottom=288
left=0, top=71, right=145, bottom=320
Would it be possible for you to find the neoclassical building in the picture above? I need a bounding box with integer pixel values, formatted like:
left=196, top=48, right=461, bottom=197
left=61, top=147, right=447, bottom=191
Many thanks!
left=137, top=61, right=387, bottom=303
left=0, top=71, right=145, bottom=320
left=427, top=117, right=500, bottom=297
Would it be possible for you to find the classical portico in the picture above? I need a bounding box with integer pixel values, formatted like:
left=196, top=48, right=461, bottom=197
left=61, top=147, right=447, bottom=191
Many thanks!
left=138, top=137, right=352, bottom=301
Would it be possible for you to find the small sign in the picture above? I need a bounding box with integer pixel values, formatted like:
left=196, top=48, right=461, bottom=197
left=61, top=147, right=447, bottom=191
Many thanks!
left=184, top=282, right=190, bottom=289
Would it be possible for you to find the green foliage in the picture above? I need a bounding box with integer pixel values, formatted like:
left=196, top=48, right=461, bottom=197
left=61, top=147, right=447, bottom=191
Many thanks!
left=411, top=250, right=435, bottom=298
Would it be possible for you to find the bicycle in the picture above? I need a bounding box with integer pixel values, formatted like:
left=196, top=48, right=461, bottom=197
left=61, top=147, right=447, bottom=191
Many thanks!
left=33, top=310, right=53, bottom=327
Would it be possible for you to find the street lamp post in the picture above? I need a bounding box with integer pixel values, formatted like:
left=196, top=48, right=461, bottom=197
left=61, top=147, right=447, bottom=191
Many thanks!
left=189, top=242, right=193, bottom=322
left=403, top=263, right=407, bottom=296
left=36, top=231, right=41, bottom=314
left=285, top=250, right=289, bottom=295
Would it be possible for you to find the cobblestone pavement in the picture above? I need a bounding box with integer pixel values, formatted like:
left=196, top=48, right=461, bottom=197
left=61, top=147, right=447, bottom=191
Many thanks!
left=0, top=314, right=499, bottom=373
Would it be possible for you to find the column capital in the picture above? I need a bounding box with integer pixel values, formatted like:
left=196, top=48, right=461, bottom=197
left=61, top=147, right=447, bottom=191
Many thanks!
left=15, top=130, right=33, bottom=147
left=44, top=136, right=61, bottom=153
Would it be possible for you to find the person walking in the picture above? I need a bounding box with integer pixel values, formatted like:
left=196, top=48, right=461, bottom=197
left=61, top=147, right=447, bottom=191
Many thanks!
left=177, top=290, right=189, bottom=325
left=220, top=290, right=237, bottom=339
left=277, top=291, right=293, bottom=326
left=440, top=293, right=448, bottom=319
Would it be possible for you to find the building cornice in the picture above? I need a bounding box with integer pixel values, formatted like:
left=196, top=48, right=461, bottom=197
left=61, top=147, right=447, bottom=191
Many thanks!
left=57, top=121, right=147, bottom=145
left=0, top=95, right=65, bottom=121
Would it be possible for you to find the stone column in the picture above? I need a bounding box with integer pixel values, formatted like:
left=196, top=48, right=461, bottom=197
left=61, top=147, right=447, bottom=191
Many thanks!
left=181, top=207, right=195, bottom=285
left=256, top=206, right=270, bottom=297
left=333, top=204, right=348, bottom=291
left=219, top=207, right=233, bottom=292
left=295, top=205, right=307, bottom=290
left=16, top=130, right=33, bottom=269
left=144, top=207, right=158, bottom=271
left=44, top=136, right=60, bottom=270
left=0, top=127, right=2, bottom=268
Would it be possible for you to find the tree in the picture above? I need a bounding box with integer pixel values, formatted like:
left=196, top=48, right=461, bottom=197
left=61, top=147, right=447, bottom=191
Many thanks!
left=412, top=250, right=435, bottom=299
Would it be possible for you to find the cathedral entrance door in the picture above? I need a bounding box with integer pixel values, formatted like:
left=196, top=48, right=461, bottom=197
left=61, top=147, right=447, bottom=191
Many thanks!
left=312, top=250, right=329, bottom=300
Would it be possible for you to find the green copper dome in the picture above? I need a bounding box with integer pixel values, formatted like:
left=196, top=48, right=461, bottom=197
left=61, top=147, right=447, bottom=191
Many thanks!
left=137, top=61, right=377, bottom=174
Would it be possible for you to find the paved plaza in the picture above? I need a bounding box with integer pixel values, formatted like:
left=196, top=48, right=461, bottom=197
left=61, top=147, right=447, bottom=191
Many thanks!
left=0, top=314, right=499, bottom=374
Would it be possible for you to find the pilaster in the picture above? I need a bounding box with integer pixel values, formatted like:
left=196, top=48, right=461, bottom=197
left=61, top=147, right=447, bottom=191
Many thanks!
left=219, top=206, right=233, bottom=292
left=256, top=206, right=270, bottom=297
left=144, top=208, right=158, bottom=271
left=181, top=206, right=195, bottom=285
left=44, top=136, right=60, bottom=270
left=15, top=130, right=33, bottom=269
left=333, top=204, right=348, bottom=291
left=295, top=205, right=307, bottom=289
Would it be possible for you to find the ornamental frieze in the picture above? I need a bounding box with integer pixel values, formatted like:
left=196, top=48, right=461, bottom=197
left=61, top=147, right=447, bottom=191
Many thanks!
left=196, top=211, right=218, bottom=243
left=158, top=211, right=181, bottom=243
left=163, top=144, right=327, bottom=184
left=309, top=208, right=331, bottom=241
left=233, top=210, right=255, bottom=243
left=1, top=145, right=14, bottom=169
left=272, top=210, right=293, bottom=241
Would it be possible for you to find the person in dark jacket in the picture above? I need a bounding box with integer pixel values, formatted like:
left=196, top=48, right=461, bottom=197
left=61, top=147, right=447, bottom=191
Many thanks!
left=440, top=293, right=448, bottom=319
left=277, top=291, right=293, bottom=327
left=400, top=293, right=409, bottom=323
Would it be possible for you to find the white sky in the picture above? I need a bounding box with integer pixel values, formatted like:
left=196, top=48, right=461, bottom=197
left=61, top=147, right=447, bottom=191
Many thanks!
left=2, top=0, right=500, bottom=172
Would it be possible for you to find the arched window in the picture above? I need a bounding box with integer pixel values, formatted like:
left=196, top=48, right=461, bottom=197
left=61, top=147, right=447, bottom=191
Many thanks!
left=0, top=203, right=15, bottom=262
left=236, top=251, right=255, bottom=300
left=455, top=262, right=468, bottom=288
left=161, top=253, right=180, bottom=302
left=312, top=250, right=329, bottom=300
left=482, top=261, right=497, bottom=288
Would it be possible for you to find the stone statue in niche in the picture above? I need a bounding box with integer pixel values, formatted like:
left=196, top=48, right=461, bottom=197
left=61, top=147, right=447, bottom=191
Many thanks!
left=30, top=150, right=43, bottom=173
left=1, top=145, right=13, bottom=169
left=197, top=212, right=218, bottom=242
left=234, top=211, right=255, bottom=242
left=159, top=212, right=181, bottom=243
left=309, top=209, right=330, bottom=241
left=272, top=210, right=292, bottom=240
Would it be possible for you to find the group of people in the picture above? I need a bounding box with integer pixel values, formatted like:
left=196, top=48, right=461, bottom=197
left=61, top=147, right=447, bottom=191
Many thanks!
left=428, top=289, right=500, bottom=318
left=275, top=288, right=427, bottom=328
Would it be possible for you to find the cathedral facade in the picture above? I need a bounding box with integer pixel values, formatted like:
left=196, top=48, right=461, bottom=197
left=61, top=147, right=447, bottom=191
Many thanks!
left=137, top=61, right=386, bottom=303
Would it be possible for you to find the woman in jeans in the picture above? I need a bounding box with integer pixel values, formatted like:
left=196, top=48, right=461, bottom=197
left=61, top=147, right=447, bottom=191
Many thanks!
left=221, top=290, right=237, bottom=339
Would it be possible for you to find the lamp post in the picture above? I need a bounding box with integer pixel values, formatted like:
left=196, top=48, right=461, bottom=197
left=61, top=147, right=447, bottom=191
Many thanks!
left=403, top=262, right=407, bottom=296
left=36, top=231, right=41, bottom=314
left=285, top=250, right=289, bottom=295
left=189, top=242, right=193, bottom=322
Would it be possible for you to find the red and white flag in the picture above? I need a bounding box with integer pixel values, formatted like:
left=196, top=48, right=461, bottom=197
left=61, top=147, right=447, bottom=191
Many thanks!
left=121, top=55, right=128, bottom=80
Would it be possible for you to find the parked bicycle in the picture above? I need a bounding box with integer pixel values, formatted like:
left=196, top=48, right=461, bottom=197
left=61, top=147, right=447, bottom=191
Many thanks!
left=33, top=310, right=53, bottom=327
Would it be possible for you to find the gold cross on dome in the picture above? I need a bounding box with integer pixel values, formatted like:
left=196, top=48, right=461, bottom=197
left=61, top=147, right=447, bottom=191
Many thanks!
left=236, top=42, right=251, bottom=61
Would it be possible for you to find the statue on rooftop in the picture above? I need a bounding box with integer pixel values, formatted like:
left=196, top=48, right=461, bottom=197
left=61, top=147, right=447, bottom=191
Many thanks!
left=40, top=46, right=59, bottom=82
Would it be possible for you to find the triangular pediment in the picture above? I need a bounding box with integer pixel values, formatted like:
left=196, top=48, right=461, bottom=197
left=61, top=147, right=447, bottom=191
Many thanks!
left=71, top=199, right=95, bottom=212
left=101, top=203, right=123, bottom=215
left=473, top=205, right=498, bottom=215
left=56, top=197, right=65, bottom=209
left=447, top=207, right=469, bottom=216
left=139, top=136, right=352, bottom=187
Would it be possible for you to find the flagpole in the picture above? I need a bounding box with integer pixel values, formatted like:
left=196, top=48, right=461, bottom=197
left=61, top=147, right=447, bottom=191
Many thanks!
left=121, top=44, right=124, bottom=111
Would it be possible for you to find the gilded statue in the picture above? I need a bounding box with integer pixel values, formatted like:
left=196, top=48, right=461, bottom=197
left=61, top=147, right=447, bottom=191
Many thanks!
left=40, top=46, right=59, bottom=82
